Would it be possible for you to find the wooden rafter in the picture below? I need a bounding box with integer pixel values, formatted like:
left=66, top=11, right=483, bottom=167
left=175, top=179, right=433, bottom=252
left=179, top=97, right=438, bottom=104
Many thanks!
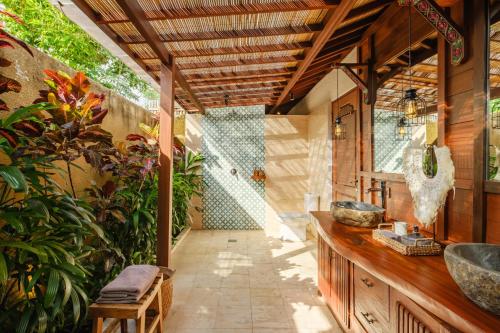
left=191, top=90, right=283, bottom=100
left=184, top=68, right=296, bottom=82
left=197, top=92, right=281, bottom=100
left=177, top=55, right=303, bottom=71
left=191, top=82, right=286, bottom=93
left=189, top=75, right=291, bottom=88
left=171, top=42, right=312, bottom=57
left=271, top=0, right=358, bottom=111
left=96, top=0, right=339, bottom=23
left=115, top=0, right=205, bottom=112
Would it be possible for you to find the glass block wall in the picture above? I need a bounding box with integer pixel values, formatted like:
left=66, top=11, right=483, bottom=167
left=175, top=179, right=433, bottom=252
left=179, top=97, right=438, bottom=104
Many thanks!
left=201, top=106, right=266, bottom=229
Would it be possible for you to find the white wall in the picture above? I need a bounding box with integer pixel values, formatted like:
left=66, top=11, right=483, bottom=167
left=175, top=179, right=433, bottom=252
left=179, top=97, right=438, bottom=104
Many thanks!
left=289, top=49, right=357, bottom=211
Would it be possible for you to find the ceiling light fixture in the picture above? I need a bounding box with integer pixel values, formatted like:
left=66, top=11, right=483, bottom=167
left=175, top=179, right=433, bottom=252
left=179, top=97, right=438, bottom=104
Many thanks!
left=396, top=5, right=426, bottom=126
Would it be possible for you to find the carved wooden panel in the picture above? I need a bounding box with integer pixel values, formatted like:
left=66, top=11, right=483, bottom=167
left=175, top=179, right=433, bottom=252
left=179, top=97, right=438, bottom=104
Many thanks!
left=330, top=249, right=350, bottom=329
left=317, top=236, right=331, bottom=302
left=397, top=302, right=432, bottom=333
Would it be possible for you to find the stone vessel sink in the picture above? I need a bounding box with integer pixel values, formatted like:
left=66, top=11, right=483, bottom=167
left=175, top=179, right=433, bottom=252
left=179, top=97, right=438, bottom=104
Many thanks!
left=330, top=201, right=385, bottom=228
left=444, top=243, right=500, bottom=315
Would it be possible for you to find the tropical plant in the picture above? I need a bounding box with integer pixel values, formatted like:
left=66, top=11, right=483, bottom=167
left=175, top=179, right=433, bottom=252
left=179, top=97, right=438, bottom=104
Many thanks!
left=30, top=70, right=113, bottom=197
left=172, top=151, right=204, bottom=238
left=0, top=82, right=105, bottom=333
left=1, top=0, right=159, bottom=104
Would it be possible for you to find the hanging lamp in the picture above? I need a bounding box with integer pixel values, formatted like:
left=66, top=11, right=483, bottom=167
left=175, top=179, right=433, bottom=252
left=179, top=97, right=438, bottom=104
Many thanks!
left=396, top=5, right=426, bottom=126
left=395, top=116, right=412, bottom=141
left=333, top=68, right=346, bottom=140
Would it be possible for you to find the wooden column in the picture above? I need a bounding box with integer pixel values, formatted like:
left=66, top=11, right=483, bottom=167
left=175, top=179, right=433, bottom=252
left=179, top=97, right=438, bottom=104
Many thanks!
left=157, top=62, right=175, bottom=267
left=471, top=0, right=489, bottom=242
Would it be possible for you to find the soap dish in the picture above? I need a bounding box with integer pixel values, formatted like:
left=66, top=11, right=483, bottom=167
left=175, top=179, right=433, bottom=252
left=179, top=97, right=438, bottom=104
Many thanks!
left=372, top=223, right=441, bottom=256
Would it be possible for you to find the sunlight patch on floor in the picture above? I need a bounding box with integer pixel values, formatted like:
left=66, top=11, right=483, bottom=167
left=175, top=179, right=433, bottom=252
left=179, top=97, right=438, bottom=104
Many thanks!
left=164, top=230, right=343, bottom=333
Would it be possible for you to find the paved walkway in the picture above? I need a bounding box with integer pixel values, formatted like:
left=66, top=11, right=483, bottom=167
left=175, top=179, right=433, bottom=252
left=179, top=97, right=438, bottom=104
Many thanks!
left=166, top=230, right=342, bottom=333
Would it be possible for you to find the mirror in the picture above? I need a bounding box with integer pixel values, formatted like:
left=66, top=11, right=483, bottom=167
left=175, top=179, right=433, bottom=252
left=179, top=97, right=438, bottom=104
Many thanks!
left=373, top=53, right=438, bottom=174
left=488, top=0, right=500, bottom=181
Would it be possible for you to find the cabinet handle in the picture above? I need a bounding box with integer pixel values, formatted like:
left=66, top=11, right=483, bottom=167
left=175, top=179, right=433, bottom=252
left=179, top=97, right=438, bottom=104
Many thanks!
left=361, top=278, right=374, bottom=288
left=361, top=312, right=375, bottom=324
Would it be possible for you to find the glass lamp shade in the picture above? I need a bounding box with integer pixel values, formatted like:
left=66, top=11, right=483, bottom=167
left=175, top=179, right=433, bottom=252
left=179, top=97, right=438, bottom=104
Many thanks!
left=397, top=89, right=426, bottom=126
left=395, top=117, right=412, bottom=141
left=333, top=117, right=346, bottom=140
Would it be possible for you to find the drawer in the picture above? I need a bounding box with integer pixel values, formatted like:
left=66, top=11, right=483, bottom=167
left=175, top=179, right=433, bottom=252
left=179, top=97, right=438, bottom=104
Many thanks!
left=353, top=265, right=390, bottom=333
left=355, top=299, right=388, bottom=333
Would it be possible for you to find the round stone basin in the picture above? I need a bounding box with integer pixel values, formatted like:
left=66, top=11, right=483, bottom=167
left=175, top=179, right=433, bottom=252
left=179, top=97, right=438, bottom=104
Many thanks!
left=330, top=201, right=385, bottom=228
left=444, top=243, right=500, bottom=315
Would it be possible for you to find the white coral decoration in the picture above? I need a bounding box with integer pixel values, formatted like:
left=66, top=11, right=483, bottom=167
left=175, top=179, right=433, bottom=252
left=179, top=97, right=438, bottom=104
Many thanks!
left=402, top=146, right=455, bottom=227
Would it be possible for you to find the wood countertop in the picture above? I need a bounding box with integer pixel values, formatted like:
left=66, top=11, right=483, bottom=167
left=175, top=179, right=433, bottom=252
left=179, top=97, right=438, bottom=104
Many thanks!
left=311, top=211, right=500, bottom=333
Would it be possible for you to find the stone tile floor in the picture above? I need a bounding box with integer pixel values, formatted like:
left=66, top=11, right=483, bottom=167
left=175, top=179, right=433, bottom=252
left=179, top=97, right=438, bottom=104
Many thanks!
left=165, top=230, right=342, bottom=333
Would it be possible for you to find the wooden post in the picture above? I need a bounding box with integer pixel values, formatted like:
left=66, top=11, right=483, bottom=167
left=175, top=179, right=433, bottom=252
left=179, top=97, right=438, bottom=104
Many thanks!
left=157, top=62, right=175, bottom=267
left=471, top=0, right=488, bottom=242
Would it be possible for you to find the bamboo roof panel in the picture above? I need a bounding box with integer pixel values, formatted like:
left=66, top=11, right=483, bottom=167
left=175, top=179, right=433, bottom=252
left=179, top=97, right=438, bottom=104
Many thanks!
left=137, top=0, right=331, bottom=19
left=163, top=33, right=313, bottom=53
left=150, top=10, right=326, bottom=36
left=78, top=0, right=397, bottom=110
left=86, top=0, right=127, bottom=21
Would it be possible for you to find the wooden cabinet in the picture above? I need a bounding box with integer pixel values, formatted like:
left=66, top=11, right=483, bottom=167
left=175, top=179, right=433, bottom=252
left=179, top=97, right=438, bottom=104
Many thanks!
left=353, top=265, right=390, bottom=333
left=330, top=249, right=350, bottom=329
left=317, top=237, right=350, bottom=331
left=313, top=212, right=500, bottom=333
left=390, top=289, right=455, bottom=333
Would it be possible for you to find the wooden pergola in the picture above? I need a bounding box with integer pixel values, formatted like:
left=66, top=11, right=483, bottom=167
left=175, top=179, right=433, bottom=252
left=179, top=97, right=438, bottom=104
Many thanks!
left=71, top=0, right=460, bottom=266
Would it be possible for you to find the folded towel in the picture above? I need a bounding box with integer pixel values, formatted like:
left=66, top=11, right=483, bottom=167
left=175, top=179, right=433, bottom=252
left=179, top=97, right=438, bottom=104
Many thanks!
left=97, top=265, right=159, bottom=303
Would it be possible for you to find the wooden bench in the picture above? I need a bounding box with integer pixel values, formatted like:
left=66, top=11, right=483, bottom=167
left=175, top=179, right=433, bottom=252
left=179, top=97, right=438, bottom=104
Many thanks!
left=89, top=273, right=163, bottom=333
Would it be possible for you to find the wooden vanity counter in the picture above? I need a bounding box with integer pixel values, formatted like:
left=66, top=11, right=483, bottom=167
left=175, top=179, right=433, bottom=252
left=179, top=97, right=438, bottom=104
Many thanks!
left=311, top=211, right=500, bottom=333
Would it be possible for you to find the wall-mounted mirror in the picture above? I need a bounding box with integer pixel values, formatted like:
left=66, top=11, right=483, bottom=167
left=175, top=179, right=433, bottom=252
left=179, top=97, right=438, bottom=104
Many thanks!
left=488, top=0, right=500, bottom=181
left=373, top=53, right=438, bottom=174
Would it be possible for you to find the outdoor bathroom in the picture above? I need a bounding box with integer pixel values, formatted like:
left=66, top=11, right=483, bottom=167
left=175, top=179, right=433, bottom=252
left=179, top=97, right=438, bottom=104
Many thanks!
left=1, top=0, right=500, bottom=333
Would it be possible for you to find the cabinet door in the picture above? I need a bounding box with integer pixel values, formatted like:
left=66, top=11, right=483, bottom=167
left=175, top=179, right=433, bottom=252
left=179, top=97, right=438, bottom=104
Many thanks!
left=391, top=289, right=455, bottom=333
left=330, top=249, right=350, bottom=330
left=317, top=236, right=331, bottom=302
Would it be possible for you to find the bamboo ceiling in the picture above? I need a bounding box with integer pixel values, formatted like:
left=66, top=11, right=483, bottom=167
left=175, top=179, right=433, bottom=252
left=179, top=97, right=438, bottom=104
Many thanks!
left=74, top=0, right=393, bottom=112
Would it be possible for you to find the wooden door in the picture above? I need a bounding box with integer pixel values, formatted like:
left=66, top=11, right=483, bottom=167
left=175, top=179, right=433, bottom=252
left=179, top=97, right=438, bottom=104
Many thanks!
left=333, top=89, right=359, bottom=202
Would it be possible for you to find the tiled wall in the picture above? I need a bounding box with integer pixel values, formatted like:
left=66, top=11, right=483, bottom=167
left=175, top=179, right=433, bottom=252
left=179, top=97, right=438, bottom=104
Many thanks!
left=202, top=106, right=266, bottom=229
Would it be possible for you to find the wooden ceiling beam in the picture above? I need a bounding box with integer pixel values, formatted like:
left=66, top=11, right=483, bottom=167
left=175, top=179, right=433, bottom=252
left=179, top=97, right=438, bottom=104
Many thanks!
left=177, top=55, right=303, bottom=71
left=189, top=75, right=291, bottom=88
left=200, top=96, right=278, bottom=103
left=172, top=42, right=312, bottom=57
left=184, top=85, right=283, bottom=95
left=96, top=0, right=339, bottom=23
left=116, top=0, right=205, bottom=112
left=271, top=0, right=358, bottom=112
left=185, top=68, right=296, bottom=82
left=197, top=91, right=281, bottom=100
left=191, top=82, right=286, bottom=93
left=204, top=100, right=275, bottom=108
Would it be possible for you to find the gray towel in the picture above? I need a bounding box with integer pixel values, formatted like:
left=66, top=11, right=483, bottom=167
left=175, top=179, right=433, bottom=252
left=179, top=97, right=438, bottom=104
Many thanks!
left=97, top=265, right=159, bottom=304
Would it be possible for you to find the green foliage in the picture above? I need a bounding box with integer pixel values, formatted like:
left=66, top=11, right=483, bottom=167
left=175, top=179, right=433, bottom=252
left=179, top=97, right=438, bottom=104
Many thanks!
left=173, top=151, right=204, bottom=238
left=1, top=0, right=159, bottom=103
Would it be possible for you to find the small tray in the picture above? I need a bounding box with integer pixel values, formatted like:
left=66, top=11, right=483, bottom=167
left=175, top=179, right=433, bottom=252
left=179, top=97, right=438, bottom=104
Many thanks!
left=372, top=223, right=441, bottom=256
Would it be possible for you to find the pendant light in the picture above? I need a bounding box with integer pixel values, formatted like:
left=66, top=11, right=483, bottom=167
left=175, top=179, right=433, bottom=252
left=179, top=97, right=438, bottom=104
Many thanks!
left=395, top=116, right=412, bottom=141
left=333, top=68, right=346, bottom=140
left=396, top=5, right=426, bottom=126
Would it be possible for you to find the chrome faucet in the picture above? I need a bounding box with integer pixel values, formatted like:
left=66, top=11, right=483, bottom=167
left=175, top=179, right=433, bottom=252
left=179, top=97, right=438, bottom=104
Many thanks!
left=366, top=180, right=386, bottom=209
